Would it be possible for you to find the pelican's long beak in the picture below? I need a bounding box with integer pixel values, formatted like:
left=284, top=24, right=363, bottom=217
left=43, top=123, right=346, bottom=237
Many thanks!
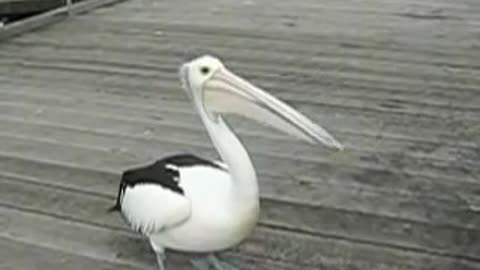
left=203, top=68, right=343, bottom=150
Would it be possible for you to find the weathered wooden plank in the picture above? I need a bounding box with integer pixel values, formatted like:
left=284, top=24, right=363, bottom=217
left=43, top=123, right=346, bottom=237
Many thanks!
left=115, top=0, right=480, bottom=20
left=0, top=80, right=477, bottom=147
left=0, top=237, right=143, bottom=270
left=0, top=46, right=479, bottom=112
left=94, top=2, right=479, bottom=45
left=7, top=18, right=480, bottom=71
left=0, top=132, right=473, bottom=230
left=0, top=86, right=476, bottom=160
left=0, top=96, right=477, bottom=184
left=0, top=206, right=183, bottom=270
left=1, top=35, right=479, bottom=95
left=1, top=178, right=479, bottom=269
left=0, top=74, right=477, bottom=140
left=0, top=89, right=476, bottom=165
left=1, top=74, right=476, bottom=137
left=0, top=105, right=479, bottom=208
left=0, top=72, right=478, bottom=153
left=4, top=14, right=480, bottom=60
left=2, top=66, right=478, bottom=129
left=0, top=206, right=323, bottom=270
left=0, top=207, right=434, bottom=270
left=0, top=102, right=477, bottom=206
left=0, top=82, right=477, bottom=133
left=1, top=39, right=478, bottom=113
left=88, top=21, right=479, bottom=63
left=1, top=30, right=475, bottom=108
left=0, top=159, right=479, bottom=261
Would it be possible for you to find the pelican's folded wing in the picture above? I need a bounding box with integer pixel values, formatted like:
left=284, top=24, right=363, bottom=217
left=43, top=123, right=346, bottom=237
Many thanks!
left=121, top=183, right=191, bottom=235
left=112, top=159, right=192, bottom=235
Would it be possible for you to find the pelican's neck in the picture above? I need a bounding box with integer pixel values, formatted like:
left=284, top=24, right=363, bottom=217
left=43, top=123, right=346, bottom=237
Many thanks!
left=192, top=93, right=259, bottom=201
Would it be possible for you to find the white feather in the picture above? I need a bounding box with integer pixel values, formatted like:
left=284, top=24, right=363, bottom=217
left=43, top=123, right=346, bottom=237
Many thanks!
left=121, top=184, right=191, bottom=235
left=148, top=165, right=259, bottom=252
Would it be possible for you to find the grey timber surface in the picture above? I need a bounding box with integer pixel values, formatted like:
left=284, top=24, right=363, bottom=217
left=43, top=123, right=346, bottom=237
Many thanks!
left=0, top=0, right=479, bottom=269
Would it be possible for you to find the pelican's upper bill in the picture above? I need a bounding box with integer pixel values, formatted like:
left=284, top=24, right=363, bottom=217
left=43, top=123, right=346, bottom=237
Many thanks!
left=180, top=55, right=343, bottom=150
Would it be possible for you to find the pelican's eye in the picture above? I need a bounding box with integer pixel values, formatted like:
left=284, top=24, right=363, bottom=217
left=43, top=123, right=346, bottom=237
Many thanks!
left=200, top=66, right=210, bottom=75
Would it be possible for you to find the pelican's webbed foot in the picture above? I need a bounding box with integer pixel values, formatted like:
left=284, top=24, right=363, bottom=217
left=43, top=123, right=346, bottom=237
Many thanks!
left=190, top=254, right=239, bottom=270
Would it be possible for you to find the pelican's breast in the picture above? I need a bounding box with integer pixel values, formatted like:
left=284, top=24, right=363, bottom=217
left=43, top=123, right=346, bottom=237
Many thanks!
left=152, top=164, right=260, bottom=252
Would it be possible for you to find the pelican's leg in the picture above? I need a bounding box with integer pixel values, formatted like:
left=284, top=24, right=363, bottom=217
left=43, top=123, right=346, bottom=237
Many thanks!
left=207, top=254, right=239, bottom=270
left=190, top=254, right=239, bottom=270
left=150, top=239, right=166, bottom=270
left=155, top=252, right=166, bottom=270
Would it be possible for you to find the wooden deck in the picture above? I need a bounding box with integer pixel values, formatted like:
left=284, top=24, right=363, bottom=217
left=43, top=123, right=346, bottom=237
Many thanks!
left=0, top=0, right=479, bottom=269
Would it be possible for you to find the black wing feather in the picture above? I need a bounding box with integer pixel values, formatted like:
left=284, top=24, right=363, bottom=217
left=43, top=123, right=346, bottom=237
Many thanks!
left=163, top=154, right=223, bottom=169
left=109, top=154, right=223, bottom=212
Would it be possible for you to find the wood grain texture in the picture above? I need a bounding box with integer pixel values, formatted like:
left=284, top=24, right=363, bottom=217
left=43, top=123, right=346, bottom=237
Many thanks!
left=0, top=0, right=479, bottom=269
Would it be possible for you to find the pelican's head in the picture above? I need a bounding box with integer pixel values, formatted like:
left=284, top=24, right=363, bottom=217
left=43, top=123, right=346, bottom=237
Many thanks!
left=180, top=55, right=343, bottom=150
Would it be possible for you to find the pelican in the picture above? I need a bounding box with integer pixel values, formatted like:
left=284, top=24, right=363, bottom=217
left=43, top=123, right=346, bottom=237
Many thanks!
left=110, top=55, right=343, bottom=270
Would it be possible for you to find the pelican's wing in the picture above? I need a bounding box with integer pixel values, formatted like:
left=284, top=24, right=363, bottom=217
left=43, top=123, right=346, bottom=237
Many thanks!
left=121, top=183, right=191, bottom=235
left=111, top=154, right=225, bottom=235
left=111, top=157, right=193, bottom=235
